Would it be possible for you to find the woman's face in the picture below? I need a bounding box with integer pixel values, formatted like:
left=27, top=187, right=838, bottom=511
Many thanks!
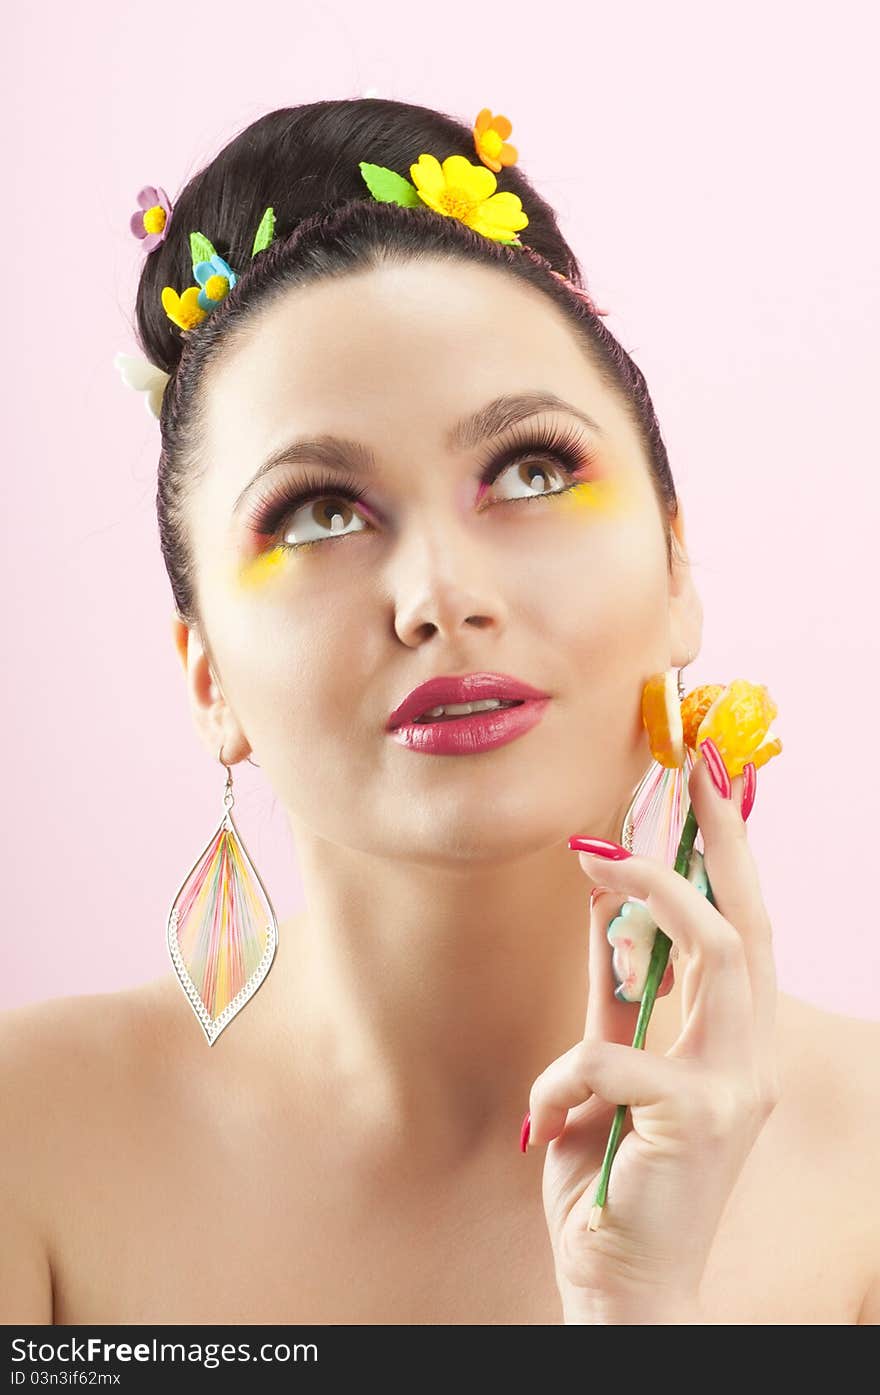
left=177, top=258, right=701, bottom=860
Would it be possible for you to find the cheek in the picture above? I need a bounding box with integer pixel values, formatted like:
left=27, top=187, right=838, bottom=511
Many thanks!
left=236, top=545, right=297, bottom=591
left=553, top=473, right=639, bottom=521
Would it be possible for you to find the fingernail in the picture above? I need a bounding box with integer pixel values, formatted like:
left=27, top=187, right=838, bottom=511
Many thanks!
left=568, top=836, right=632, bottom=860
left=741, top=761, right=757, bottom=821
left=700, top=737, right=731, bottom=799
left=590, top=885, right=605, bottom=909
left=520, top=1110, right=531, bottom=1152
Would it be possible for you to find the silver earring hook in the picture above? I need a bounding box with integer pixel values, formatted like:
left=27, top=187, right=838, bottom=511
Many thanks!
left=677, top=651, right=694, bottom=701
left=217, top=744, right=260, bottom=769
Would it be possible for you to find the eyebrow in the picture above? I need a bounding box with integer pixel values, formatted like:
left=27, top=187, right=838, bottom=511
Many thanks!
left=232, top=391, right=606, bottom=515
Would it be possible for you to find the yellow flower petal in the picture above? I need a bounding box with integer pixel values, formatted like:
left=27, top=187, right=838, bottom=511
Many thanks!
left=410, top=153, right=446, bottom=201
left=681, top=684, right=725, bottom=749
left=751, top=731, right=783, bottom=770
left=161, top=285, right=208, bottom=332
left=440, top=154, right=498, bottom=201
left=696, top=679, right=779, bottom=778
left=468, top=191, right=529, bottom=239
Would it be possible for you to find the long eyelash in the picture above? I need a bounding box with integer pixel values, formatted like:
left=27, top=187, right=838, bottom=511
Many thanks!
left=472, top=418, right=598, bottom=506
left=244, top=466, right=373, bottom=541
left=244, top=419, right=599, bottom=545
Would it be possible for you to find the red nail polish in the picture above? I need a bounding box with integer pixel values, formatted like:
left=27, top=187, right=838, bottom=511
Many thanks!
left=741, top=761, right=757, bottom=821
left=568, top=836, right=632, bottom=860
left=520, top=1111, right=531, bottom=1152
left=700, top=737, right=731, bottom=799
left=590, top=885, right=605, bottom=909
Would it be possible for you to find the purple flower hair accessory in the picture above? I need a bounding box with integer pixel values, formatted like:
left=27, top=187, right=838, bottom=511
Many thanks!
left=130, top=186, right=174, bottom=252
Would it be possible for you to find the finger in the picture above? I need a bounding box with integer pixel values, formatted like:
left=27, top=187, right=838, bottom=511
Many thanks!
left=573, top=847, right=753, bottom=1071
left=689, top=748, right=778, bottom=1053
left=529, top=1035, right=701, bottom=1146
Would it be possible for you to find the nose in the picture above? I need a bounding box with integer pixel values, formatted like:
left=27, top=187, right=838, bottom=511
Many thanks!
left=390, top=519, right=510, bottom=648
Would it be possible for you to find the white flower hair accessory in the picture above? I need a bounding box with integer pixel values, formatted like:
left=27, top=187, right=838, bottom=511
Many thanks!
left=113, top=352, right=172, bottom=421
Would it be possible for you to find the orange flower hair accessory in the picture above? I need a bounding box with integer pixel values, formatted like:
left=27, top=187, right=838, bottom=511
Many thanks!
left=472, top=108, right=518, bottom=172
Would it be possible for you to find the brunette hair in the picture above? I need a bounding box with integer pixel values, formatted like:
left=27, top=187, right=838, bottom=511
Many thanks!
left=132, top=97, right=680, bottom=635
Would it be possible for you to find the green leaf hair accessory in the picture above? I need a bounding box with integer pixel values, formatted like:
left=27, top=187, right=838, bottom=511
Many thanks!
left=251, top=205, right=276, bottom=255
left=358, top=162, right=424, bottom=207
left=189, top=230, right=218, bottom=267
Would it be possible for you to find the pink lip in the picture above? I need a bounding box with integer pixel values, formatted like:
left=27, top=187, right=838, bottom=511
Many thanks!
left=388, top=697, right=551, bottom=755
left=387, top=671, right=551, bottom=731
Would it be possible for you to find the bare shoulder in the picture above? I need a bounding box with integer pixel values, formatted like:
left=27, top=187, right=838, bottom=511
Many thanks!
left=776, top=989, right=880, bottom=1099
left=0, top=979, right=179, bottom=1323
left=0, top=977, right=181, bottom=1094
left=776, top=990, right=880, bottom=1322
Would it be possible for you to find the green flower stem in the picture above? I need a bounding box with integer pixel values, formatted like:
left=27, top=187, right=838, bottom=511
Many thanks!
left=589, top=803, right=705, bottom=1226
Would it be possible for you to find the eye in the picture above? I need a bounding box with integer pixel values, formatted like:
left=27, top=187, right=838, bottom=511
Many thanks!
left=243, top=418, right=599, bottom=553
left=280, top=493, right=370, bottom=549
left=472, top=418, right=598, bottom=509
left=244, top=467, right=376, bottom=553
left=485, top=456, right=573, bottom=503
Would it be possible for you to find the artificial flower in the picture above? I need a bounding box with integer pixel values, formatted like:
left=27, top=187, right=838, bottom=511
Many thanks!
left=694, top=678, right=782, bottom=777
left=130, top=186, right=173, bottom=252
left=193, top=254, right=238, bottom=312
left=409, top=153, right=528, bottom=244
left=113, top=351, right=171, bottom=420
left=606, top=846, right=708, bottom=1003
left=590, top=672, right=782, bottom=1224
left=473, top=108, right=519, bottom=173
left=644, top=674, right=783, bottom=778
left=680, top=684, right=725, bottom=751
left=161, top=285, right=207, bottom=332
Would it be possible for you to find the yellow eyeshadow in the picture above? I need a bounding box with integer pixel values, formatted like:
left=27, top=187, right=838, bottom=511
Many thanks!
left=237, top=545, right=290, bottom=590
left=554, top=476, right=628, bottom=517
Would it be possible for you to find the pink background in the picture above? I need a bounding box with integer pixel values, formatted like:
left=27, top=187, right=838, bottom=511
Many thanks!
left=3, top=2, right=878, bottom=1019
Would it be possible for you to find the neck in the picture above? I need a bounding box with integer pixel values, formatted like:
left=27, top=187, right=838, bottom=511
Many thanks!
left=261, top=830, right=688, bottom=1169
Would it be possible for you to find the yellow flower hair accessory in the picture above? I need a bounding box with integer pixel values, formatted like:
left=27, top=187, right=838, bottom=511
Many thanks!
left=358, top=150, right=528, bottom=245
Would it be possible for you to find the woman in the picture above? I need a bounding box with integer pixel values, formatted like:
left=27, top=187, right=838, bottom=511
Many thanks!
left=3, top=98, right=878, bottom=1325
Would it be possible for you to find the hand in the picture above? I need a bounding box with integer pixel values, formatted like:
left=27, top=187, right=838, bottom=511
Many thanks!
left=526, top=754, right=781, bottom=1324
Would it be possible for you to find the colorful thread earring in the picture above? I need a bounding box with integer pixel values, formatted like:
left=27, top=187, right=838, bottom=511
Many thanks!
left=166, top=745, right=278, bottom=1046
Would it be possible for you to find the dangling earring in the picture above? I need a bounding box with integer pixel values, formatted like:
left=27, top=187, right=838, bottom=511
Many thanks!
left=166, top=744, right=278, bottom=1046
left=620, top=655, right=698, bottom=860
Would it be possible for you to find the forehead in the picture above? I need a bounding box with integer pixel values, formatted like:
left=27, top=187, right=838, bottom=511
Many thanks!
left=201, top=259, right=632, bottom=468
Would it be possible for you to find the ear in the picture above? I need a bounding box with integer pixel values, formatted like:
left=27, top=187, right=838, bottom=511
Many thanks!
left=667, top=503, right=703, bottom=669
left=169, top=611, right=252, bottom=765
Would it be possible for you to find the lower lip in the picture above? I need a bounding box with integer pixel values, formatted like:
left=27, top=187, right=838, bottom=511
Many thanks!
left=389, top=699, right=551, bottom=755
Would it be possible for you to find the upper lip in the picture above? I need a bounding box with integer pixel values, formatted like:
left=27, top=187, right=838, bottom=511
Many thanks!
left=387, top=672, right=551, bottom=729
